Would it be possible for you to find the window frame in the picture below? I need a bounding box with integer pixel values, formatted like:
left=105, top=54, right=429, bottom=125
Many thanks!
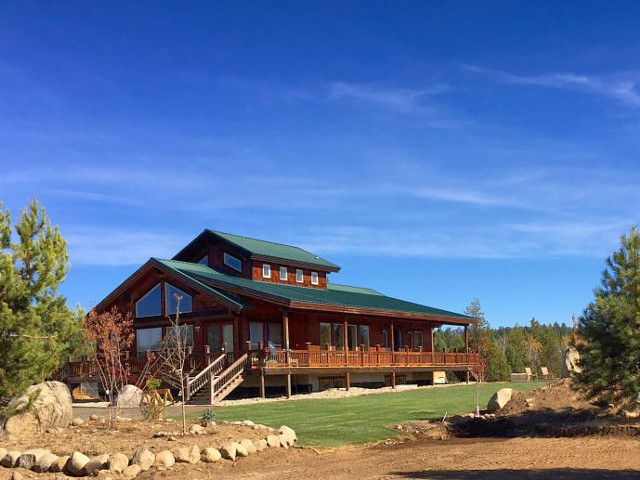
left=135, top=283, right=162, bottom=318
left=311, top=271, right=319, bottom=285
left=295, top=269, right=304, bottom=283
left=223, top=252, right=243, bottom=272
left=262, top=263, right=271, bottom=279
left=136, top=327, right=163, bottom=355
left=279, top=266, right=288, bottom=281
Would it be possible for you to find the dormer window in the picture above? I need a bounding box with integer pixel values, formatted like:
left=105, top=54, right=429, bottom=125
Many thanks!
left=311, top=271, right=319, bottom=285
left=296, top=269, right=304, bottom=283
left=263, top=263, right=271, bottom=279
left=198, top=255, right=208, bottom=265
left=280, top=266, right=288, bottom=281
left=223, top=252, right=242, bottom=272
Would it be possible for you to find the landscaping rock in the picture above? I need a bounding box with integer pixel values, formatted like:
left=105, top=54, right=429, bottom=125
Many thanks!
left=255, top=439, right=268, bottom=452
left=130, top=448, right=155, bottom=471
left=0, top=448, right=7, bottom=460
left=107, top=453, right=129, bottom=473
left=72, top=417, right=85, bottom=426
left=241, top=420, right=255, bottom=426
left=10, top=472, right=23, bottom=480
left=174, top=445, right=200, bottom=464
left=49, top=455, right=70, bottom=472
left=266, top=434, right=281, bottom=448
left=82, top=453, right=110, bottom=476
left=235, top=442, right=249, bottom=457
left=33, top=452, right=59, bottom=473
left=89, top=414, right=100, bottom=421
left=279, top=425, right=297, bottom=443
left=2, top=381, right=73, bottom=436
left=219, top=442, right=237, bottom=461
left=200, top=447, right=221, bottom=463
left=278, top=434, right=290, bottom=448
left=2, top=450, right=22, bottom=467
left=487, top=388, right=514, bottom=412
left=65, top=451, right=91, bottom=476
left=562, top=347, right=581, bottom=378
left=122, top=464, right=141, bottom=477
left=116, top=384, right=143, bottom=408
left=240, top=439, right=257, bottom=454
left=188, top=424, right=205, bottom=435
left=154, top=450, right=175, bottom=468
left=18, top=448, right=47, bottom=469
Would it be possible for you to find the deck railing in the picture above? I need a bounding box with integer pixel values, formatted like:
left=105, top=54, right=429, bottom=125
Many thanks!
left=247, top=347, right=478, bottom=369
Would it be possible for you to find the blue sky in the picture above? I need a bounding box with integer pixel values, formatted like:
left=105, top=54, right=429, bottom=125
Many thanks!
left=2, top=1, right=640, bottom=327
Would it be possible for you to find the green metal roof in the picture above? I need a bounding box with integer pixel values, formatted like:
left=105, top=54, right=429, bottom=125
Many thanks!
left=206, top=230, right=340, bottom=271
left=153, top=258, right=473, bottom=322
left=327, top=282, right=384, bottom=296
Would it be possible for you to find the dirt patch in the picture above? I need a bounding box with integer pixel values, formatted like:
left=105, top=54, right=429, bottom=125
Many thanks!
left=498, top=378, right=597, bottom=416
left=0, top=417, right=272, bottom=458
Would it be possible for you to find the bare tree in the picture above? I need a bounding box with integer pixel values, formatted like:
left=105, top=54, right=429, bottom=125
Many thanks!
left=156, top=295, right=193, bottom=433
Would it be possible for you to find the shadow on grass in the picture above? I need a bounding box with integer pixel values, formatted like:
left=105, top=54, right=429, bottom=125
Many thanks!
left=388, top=469, right=640, bottom=479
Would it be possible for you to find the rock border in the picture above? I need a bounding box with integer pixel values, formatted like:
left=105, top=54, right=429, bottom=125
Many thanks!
left=0, top=421, right=296, bottom=478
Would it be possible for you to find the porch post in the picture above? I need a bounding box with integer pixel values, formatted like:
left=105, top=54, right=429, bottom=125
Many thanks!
left=260, top=370, right=266, bottom=399
left=464, top=324, right=470, bottom=383
left=283, top=309, right=291, bottom=399
left=345, top=372, right=350, bottom=391
left=390, top=321, right=395, bottom=389
left=343, top=315, right=348, bottom=365
left=390, top=321, right=395, bottom=352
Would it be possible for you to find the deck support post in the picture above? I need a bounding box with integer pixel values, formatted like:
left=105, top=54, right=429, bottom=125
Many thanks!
left=260, top=369, right=266, bottom=399
left=390, top=321, right=395, bottom=352
left=391, top=371, right=396, bottom=389
left=464, top=325, right=469, bottom=383
left=345, top=372, right=350, bottom=391
left=286, top=374, right=292, bottom=398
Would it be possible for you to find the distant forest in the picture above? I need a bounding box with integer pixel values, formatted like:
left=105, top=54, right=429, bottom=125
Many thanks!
left=434, top=299, right=573, bottom=381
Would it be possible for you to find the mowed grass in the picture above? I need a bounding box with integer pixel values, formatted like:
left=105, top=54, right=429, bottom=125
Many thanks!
left=186, top=382, right=547, bottom=448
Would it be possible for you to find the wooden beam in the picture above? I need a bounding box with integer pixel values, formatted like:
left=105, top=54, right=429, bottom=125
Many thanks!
left=260, top=369, right=266, bottom=399
left=345, top=372, right=350, bottom=391
left=283, top=309, right=291, bottom=365
left=286, top=373, right=291, bottom=398
left=343, top=315, right=348, bottom=365
left=390, top=321, right=395, bottom=352
left=391, top=371, right=396, bottom=389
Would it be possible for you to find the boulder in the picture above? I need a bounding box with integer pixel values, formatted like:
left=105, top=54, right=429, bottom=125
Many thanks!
left=65, top=451, right=91, bottom=477
left=219, top=442, right=237, bottom=461
left=487, top=388, right=514, bottom=412
left=174, top=445, right=200, bottom=464
left=562, top=347, right=581, bottom=378
left=154, top=450, right=175, bottom=468
left=107, top=453, right=129, bottom=473
left=2, top=451, right=21, bottom=467
left=255, top=439, right=268, bottom=452
left=130, top=448, right=155, bottom=471
left=122, top=464, right=142, bottom=477
left=278, top=434, right=290, bottom=448
left=82, top=453, right=109, bottom=476
left=2, top=381, right=73, bottom=436
left=266, top=434, right=281, bottom=448
left=240, top=439, right=257, bottom=454
left=116, top=384, right=143, bottom=408
left=278, top=425, right=297, bottom=443
left=49, top=455, right=70, bottom=472
left=200, top=447, right=221, bottom=463
left=235, top=442, right=249, bottom=457
left=17, top=448, right=47, bottom=469
left=188, top=424, right=205, bottom=435
left=33, top=452, right=59, bottom=473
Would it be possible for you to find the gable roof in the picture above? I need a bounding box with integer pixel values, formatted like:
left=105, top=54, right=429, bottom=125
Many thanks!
left=327, top=282, right=384, bottom=296
left=173, top=229, right=341, bottom=272
left=154, top=258, right=475, bottom=324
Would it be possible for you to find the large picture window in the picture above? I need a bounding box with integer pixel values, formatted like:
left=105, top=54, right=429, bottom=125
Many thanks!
left=135, top=284, right=162, bottom=318
left=413, top=331, right=424, bottom=350
left=358, top=325, right=370, bottom=351
left=320, top=322, right=331, bottom=349
left=268, top=323, right=283, bottom=348
left=333, top=323, right=344, bottom=350
left=165, top=283, right=193, bottom=315
left=249, top=321, right=264, bottom=348
left=165, top=324, right=194, bottom=348
left=136, top=327, right=162, bottom=355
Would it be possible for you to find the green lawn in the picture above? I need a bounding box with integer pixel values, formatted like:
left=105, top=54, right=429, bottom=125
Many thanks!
left=187, top=382, right=547, bottom=448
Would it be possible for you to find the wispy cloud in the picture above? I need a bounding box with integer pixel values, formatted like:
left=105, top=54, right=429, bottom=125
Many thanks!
left=328, top=81, right=449, bottom=113
left=462, top=64, right=640, bottom=107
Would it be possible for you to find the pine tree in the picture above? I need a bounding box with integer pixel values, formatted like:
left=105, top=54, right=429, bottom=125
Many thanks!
left=574, top=227, right=640, bottom=411
left=464, top=298, right=490, bottom=351
left=0, top=199, right=83, bottom=398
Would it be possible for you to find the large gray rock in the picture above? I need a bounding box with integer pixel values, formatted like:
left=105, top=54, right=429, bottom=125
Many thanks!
left=33, top=452, right=59, bottom=473
left=116, top=384, right=143, bottom=408
left=487, top=388, right=513, bottom=412
left=2, top=381, right=73, bottom=436
left=49, top=455, right=70, bottom=472
left=65, top=451, right=90, bottom=476
left=2, top=451, right=21, bottom=467
left=130, top=448, right=155, bottom=471
left=17, top=448, right=47, bottom=469
left=562, top=347, right=581, bottom=378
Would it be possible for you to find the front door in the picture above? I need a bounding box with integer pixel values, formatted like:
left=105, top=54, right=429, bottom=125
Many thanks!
left=208, top=323, right=234, bottom=354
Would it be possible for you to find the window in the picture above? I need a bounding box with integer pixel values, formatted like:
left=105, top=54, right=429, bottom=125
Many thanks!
left=249, top=321, right=264, bottom=348
left=296, top=269, right=304, bottom=283
left=268, top=323, right=283, bottom=348
left=208, top=324, right=234, bottom=353
left=311, top=271, right=319, bottom=285
left=165, top=324, right=194, bottom=348
left=358, top=325, right=370, bottom=351
left=165, top=283, right=193, bottom=315
left=279, top=266, right=288, bottom=281
left=223, top=252, right=242, bottom=272
left=198, top=255, right=208, bottom=265
left=348, top=325, right=357, bottom=350
left=135, top=284, right=162, bottom=318
left=262, top=263, right=271, bottom=279
left=136, top=327, right=162, bottom=355
left=333, top=323, right=344, bottom=350
left=320, top=322, right=332, bottom=349
left=382, top=328, right=390, bottom=349
left=413, top=331, right=424, bottom=350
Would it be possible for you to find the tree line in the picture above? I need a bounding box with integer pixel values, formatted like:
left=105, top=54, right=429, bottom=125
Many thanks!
left=434, top=298, right=573, bottom=381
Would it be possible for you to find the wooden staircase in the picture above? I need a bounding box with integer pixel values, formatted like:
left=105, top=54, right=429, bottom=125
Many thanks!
left=185, top=353, right=248, bottom=405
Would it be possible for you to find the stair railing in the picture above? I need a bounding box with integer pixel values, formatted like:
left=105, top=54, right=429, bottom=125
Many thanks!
left=185, top=353, right=227, bottom=401
left=211, top=353, right=248, bottom=401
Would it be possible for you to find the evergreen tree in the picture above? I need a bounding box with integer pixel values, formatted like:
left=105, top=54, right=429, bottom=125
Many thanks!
left=0, top=199, right=83, bottom=398
left=464, top=298, right=490, bottom=350
left=574, top=227, right=640, bottom=410
left=483, top=338, right=511, bottom=381
left=505, top=325, right=527, bottom=373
